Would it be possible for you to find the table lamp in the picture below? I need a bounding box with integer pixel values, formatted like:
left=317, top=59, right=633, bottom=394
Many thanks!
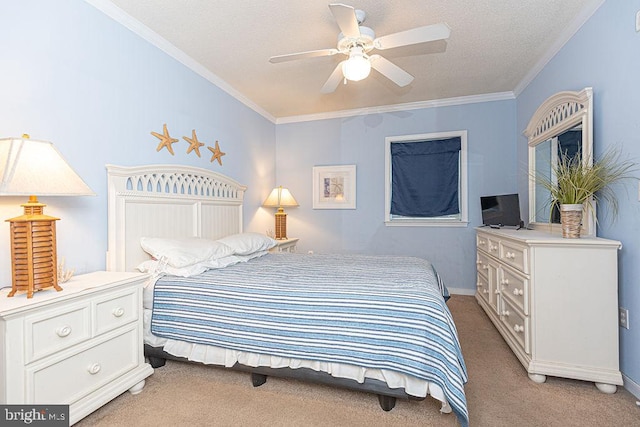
left=262, top=186, right=298, bottom=240
left=0, top=136, right=95, bottom=298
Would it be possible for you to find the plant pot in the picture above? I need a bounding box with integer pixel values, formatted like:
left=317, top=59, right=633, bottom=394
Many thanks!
left=560, top=204, right=583, bottom=238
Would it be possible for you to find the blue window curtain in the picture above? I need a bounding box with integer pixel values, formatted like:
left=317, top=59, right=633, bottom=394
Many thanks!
left=390, top=137, right=461, bottom=217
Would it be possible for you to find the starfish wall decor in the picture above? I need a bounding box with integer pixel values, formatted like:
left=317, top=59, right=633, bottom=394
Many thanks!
left=151, top=124, right=226, bottom=166
left=150, top=123, right=178, bottom=155
left=208, top=140, right=226, bottom=166
left=183, top=129, right=205, bottom=157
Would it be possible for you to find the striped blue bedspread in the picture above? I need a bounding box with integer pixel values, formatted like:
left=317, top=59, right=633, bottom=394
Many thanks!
left=151, top=253, right=468, bottom=426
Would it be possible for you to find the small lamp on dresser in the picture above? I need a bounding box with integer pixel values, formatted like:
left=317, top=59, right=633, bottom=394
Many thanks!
left=262, top=186, right=298, bottom=240
left=0, top=135, right=95, bottom=298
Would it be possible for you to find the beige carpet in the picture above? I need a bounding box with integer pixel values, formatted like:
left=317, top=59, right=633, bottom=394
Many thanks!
left=77, top=296, right=639, bottom=426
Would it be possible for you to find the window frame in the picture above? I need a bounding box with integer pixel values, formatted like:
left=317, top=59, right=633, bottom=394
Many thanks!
left=384, top=130, right=468, bottom=227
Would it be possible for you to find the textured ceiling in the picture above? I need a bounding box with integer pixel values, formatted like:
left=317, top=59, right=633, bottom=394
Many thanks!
left=102, top=0, right=604, bottom=121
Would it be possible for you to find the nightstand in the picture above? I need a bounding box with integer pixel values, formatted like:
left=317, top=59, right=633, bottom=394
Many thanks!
left=0, top=271, right=154, bottom=425
left=270, top=237, right=299, bottom=253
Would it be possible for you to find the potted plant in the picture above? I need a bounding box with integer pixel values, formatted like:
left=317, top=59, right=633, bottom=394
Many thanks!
left=537, top=148, right=637, bottom=238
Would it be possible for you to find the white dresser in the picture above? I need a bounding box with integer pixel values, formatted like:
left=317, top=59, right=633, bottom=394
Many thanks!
left=0, top=271, right=154, bottom=424
left=475, top=227, right=623, bottom=392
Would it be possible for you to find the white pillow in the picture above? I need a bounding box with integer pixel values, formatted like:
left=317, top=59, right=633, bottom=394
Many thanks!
left=206, top=255, right=244, bottom=268
left=140, top=237, right=234, bottom=268
left=233, top=250, right=269, bottom=262
left=216, top=232, right=277, bottom=255
left=137, top=254, right=243, bottom=278
left=136, top=259, right=209, bottom=278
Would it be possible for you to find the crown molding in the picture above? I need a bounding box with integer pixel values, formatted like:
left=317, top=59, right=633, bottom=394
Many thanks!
left=275, top=92, right=515, bottom=124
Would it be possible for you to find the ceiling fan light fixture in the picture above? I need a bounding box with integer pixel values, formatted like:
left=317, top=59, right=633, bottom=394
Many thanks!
left=342, top=47, right=371, bottom=82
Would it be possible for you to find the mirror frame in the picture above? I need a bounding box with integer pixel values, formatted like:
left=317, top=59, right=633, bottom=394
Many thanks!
left=523, top=87, right=594, bottom=236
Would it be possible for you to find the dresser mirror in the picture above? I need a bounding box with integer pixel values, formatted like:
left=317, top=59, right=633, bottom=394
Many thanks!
left=523, top=87, right=594, bottom=236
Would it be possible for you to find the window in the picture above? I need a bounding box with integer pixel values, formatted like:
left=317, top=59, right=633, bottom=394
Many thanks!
left=384, top=130, right=468, bottom=227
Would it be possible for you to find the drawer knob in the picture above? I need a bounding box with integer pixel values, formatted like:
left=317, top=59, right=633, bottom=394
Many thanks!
left=483, top=289, right=488, bottom=294
left=112, top=307, right=125, bottom=317
left=514, top=324, right=524, bottom=333
left=477, top=282, right=483, bottom=287
left=502, top=310, right=510, bottom=317
left=513, top=288, right=524, bottom=296
left=479, top=239, right=486, bottom=245
left=489, top=245, right=497, bottom=251
left=482, top=265, right=489, bottom=270
left=56, top=326, right=72, bottom=337
left=88, top=363, right=101, bottom=375
left=506, top=252, right=516, bottom=259
left=502, top=278, right=509, bottom=285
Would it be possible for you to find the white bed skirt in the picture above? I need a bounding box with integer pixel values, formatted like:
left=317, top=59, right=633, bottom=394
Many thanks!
left=143, top=309, right=449, bottom=409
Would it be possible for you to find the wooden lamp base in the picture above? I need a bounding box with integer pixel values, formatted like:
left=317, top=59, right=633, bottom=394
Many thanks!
left=274, top=208, right=287, bottom=240
left=6, top=196, right=61, bottom=298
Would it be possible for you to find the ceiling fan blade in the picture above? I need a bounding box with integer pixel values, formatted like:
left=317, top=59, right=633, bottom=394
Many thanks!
left=374, top=23, right=450, bottom=50
left=321, top=61, right=346, bottom=94
left=369, top=55, right=414, bottom=87
left=329, top=3, right=361, bottom=39
left=270, top=48, right=339, bottom=63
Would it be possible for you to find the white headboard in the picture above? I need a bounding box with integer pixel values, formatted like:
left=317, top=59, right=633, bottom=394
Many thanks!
left=106, top=164, right=247, bottom=272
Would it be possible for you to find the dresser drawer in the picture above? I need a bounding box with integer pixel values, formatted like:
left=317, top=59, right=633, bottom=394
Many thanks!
left=476, top=273, right=490, bottom=305
left=28, top=328, right=139, bottom=405
left=500, top=267, right=529, bottom=315
left=476, top=252, right=491, bottom=278
left=500, top=297, right=530, bottom=354
left=499, top=240, right=528, bottom=273
left=477, top=234, right=499, bottom=254
left=94, top=288, right=139, bottom=336
left=476, top=234, right=489, bottom=252
left=25, top=303, right=91, bottom=363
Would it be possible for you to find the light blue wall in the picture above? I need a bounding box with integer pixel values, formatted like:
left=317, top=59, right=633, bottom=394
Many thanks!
left=516, top=0, right=640, bottom=391
left=276, top=100, right=517, bottom=292
left=4, top=0, right=637, bottom=398
left=0, top=0, right=276, bottom=285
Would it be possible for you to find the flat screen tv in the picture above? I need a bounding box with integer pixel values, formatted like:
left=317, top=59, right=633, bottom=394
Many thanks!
left=481, top=193, right=522, bottom=228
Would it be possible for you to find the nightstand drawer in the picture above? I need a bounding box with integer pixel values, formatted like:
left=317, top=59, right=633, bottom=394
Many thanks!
left=94, top=288, right=138, bottom=336
left=28, top=328, right=139, bottom=405
left=26, top=304, right=91, bottom=363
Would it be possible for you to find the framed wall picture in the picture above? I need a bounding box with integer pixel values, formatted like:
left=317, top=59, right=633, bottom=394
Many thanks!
left=312, top=165, right=356, bottom=209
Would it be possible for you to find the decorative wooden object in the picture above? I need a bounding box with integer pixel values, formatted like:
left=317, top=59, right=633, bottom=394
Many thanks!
left=6, top=196, right=61, bottom=298
left=274, top=208, right=287, bottom=240
left=208, top=140, right=226, bottom=165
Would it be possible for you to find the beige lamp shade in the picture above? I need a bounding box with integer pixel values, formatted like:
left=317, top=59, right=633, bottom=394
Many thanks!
left=1, top=136, right=95, bottom=298
left=262, top=186, right=299, bottom=208
left=0, top=137, right=95, bottom=196
left=263, top=186, right=298, bottom=240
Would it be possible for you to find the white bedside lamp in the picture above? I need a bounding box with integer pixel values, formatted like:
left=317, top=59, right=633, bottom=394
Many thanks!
left=263, top=186, right=298, bottom=240
left=0, top=135, right=95, bottom=298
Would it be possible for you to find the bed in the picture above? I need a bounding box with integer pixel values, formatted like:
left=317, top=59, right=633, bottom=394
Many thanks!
left=106, top=164, right=469, bottom=426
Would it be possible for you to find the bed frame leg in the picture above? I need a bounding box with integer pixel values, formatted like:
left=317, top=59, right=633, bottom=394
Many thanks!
left=251, top=373, right=268, bottom=387
left=377, top=394, right=396, bottom=411
left=147, top=356, right=167, bottom=368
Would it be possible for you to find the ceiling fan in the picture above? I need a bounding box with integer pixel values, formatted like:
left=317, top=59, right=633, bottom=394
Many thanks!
left=269, top=3, right=450, bottom=93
